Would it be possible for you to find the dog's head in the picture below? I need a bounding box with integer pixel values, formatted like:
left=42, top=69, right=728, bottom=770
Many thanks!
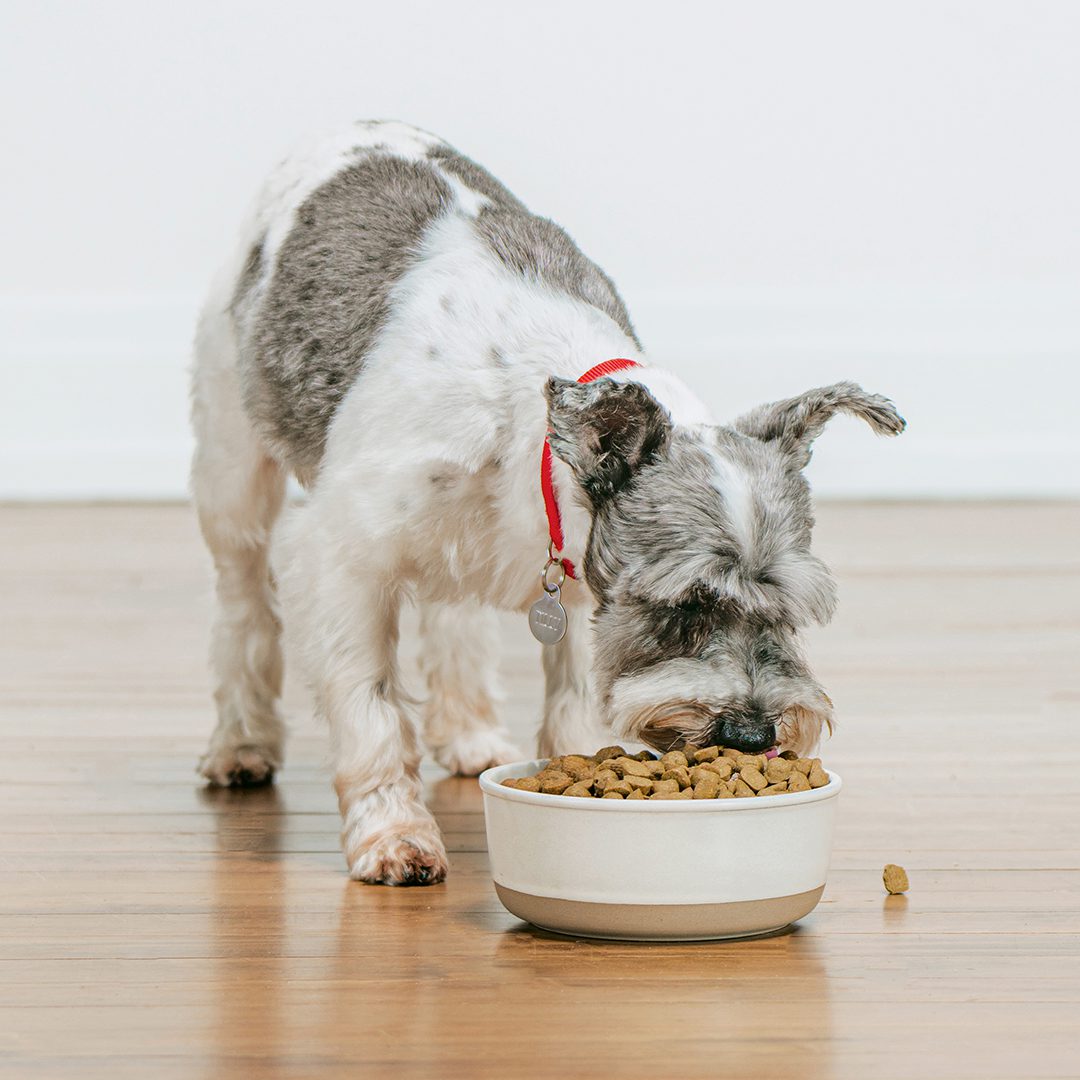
left=545, top=377, right=905, bottom=755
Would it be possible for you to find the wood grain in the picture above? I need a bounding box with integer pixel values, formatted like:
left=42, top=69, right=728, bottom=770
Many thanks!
left=1, top=502, right=1078, bottom=1079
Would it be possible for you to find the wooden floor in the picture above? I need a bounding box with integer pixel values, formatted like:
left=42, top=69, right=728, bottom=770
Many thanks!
left=1, top=502, right=1079, bottom=1079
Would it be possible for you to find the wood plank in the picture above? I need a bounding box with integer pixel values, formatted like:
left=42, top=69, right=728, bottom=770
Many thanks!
left=0, top=501, right=1078, bottom=1079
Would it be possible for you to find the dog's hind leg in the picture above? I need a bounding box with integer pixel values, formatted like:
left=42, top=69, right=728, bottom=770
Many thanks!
left=538, top=604, right=612, bottom=757
left=190, top=301, right=286, bottom=786
left=418, top=601, right=521, bottom=776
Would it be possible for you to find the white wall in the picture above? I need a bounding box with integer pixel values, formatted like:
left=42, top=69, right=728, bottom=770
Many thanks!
left=1, top=0, right=1077, bottom=498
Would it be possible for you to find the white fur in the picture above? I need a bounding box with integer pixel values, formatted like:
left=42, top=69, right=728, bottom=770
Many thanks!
left=193, top=125, right=712, bottom=883
left=706, top=444, right=757, bottom=551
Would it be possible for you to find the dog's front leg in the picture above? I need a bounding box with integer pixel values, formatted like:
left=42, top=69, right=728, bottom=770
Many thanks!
left=538, top=604, right=611, bottom=757
left=290, top=546, right=448, bottom=885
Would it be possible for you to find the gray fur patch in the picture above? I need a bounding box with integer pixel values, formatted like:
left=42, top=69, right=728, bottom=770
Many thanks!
left=733, top=381, right=906, bottom=468
left=475, top=207, right=639, bottom=346
left=545, top=376, right=670, bottom=506
left=241, top=156, right=454, bottom=475
left=428, top=143, right=638, bottom=344
left=427, top=145, right=526, bottom=209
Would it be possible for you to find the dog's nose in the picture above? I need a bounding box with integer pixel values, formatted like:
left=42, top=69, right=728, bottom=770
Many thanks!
left=712, top=716, right=776, bottom=754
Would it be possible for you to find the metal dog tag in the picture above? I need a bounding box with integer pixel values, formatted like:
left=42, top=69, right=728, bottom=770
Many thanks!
left=529, top=584, right=567, bottom=644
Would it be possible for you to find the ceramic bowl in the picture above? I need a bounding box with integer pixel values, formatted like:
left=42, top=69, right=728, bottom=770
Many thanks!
left=479, top=759, right=841, bottom=941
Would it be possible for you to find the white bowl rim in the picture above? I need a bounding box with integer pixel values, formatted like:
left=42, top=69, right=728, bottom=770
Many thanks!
left=479, top=759, right=842, bottom=812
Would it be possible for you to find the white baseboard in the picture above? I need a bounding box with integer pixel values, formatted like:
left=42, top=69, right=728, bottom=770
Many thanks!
left=2, top=288, right=1078, bottom=499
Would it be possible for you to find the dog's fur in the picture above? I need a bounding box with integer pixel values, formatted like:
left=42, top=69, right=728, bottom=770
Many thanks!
left=191, top=120, right=905, bottom=885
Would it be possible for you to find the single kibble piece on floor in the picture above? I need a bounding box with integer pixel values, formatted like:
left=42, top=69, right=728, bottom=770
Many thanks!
left=883, top=864, right=909, bottom=894
left=500, top=744, right=833, bottom=799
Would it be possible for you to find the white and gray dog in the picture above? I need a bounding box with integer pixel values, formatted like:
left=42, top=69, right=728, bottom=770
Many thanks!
left=191, top=120, right=905, bottom=886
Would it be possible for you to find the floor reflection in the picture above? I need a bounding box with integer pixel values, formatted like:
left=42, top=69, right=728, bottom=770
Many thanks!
left=200, top=783, right=288, bottom=1070
left=486, top=915, right=837, bottom=1073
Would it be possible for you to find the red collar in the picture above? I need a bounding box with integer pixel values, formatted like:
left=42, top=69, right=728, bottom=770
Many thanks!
left=541, top=358, right=641, bottom=579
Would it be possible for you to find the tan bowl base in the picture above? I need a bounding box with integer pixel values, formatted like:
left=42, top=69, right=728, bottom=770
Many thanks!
left=495, top=884, right=825, bottom=941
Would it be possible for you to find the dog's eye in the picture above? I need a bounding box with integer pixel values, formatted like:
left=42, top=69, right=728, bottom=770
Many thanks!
left=631, top=585, right=739, bottom=657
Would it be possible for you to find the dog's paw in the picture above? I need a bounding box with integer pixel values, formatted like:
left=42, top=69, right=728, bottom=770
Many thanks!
left=347, top=823, right=449, bottom=886
left=434, top=729, right=522, bottom=777
left=199, top=743, right=279, bottom=787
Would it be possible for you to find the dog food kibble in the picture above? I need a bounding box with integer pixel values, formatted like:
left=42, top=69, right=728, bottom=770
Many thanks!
left=883, top=864, right=910, bottom=894
left=564, top=780, right=594, bottom=798
left=765, top=757, right=793, bottom=783
left=505, top=746, right=833, bottom=800
left=538, top=771, right=573, bottom=795
left=739, top=765, right=768, bottom=792
left=787, top=771, right=810, bottom=793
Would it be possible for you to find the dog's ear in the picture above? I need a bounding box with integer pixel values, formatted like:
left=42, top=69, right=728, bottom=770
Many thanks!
left=733, top=381, right=905, bottom=468
left=544, top=376, right=672, bottom=505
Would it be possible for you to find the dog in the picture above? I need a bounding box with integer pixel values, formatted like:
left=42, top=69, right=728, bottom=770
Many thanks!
left=191, top=120, right=905, bottom=885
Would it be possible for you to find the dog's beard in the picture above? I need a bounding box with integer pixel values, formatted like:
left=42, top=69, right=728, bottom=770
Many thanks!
left=607, top=661, right=834, bottom=756
left=623, top=701, right=716, bottom=752
left=606, top=660, right=726, bottom=750
left=775, top=697, right=834, bottom=757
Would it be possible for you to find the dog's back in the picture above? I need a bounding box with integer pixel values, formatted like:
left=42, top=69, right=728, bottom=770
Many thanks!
left=215, top=119, right=638, bottom=482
